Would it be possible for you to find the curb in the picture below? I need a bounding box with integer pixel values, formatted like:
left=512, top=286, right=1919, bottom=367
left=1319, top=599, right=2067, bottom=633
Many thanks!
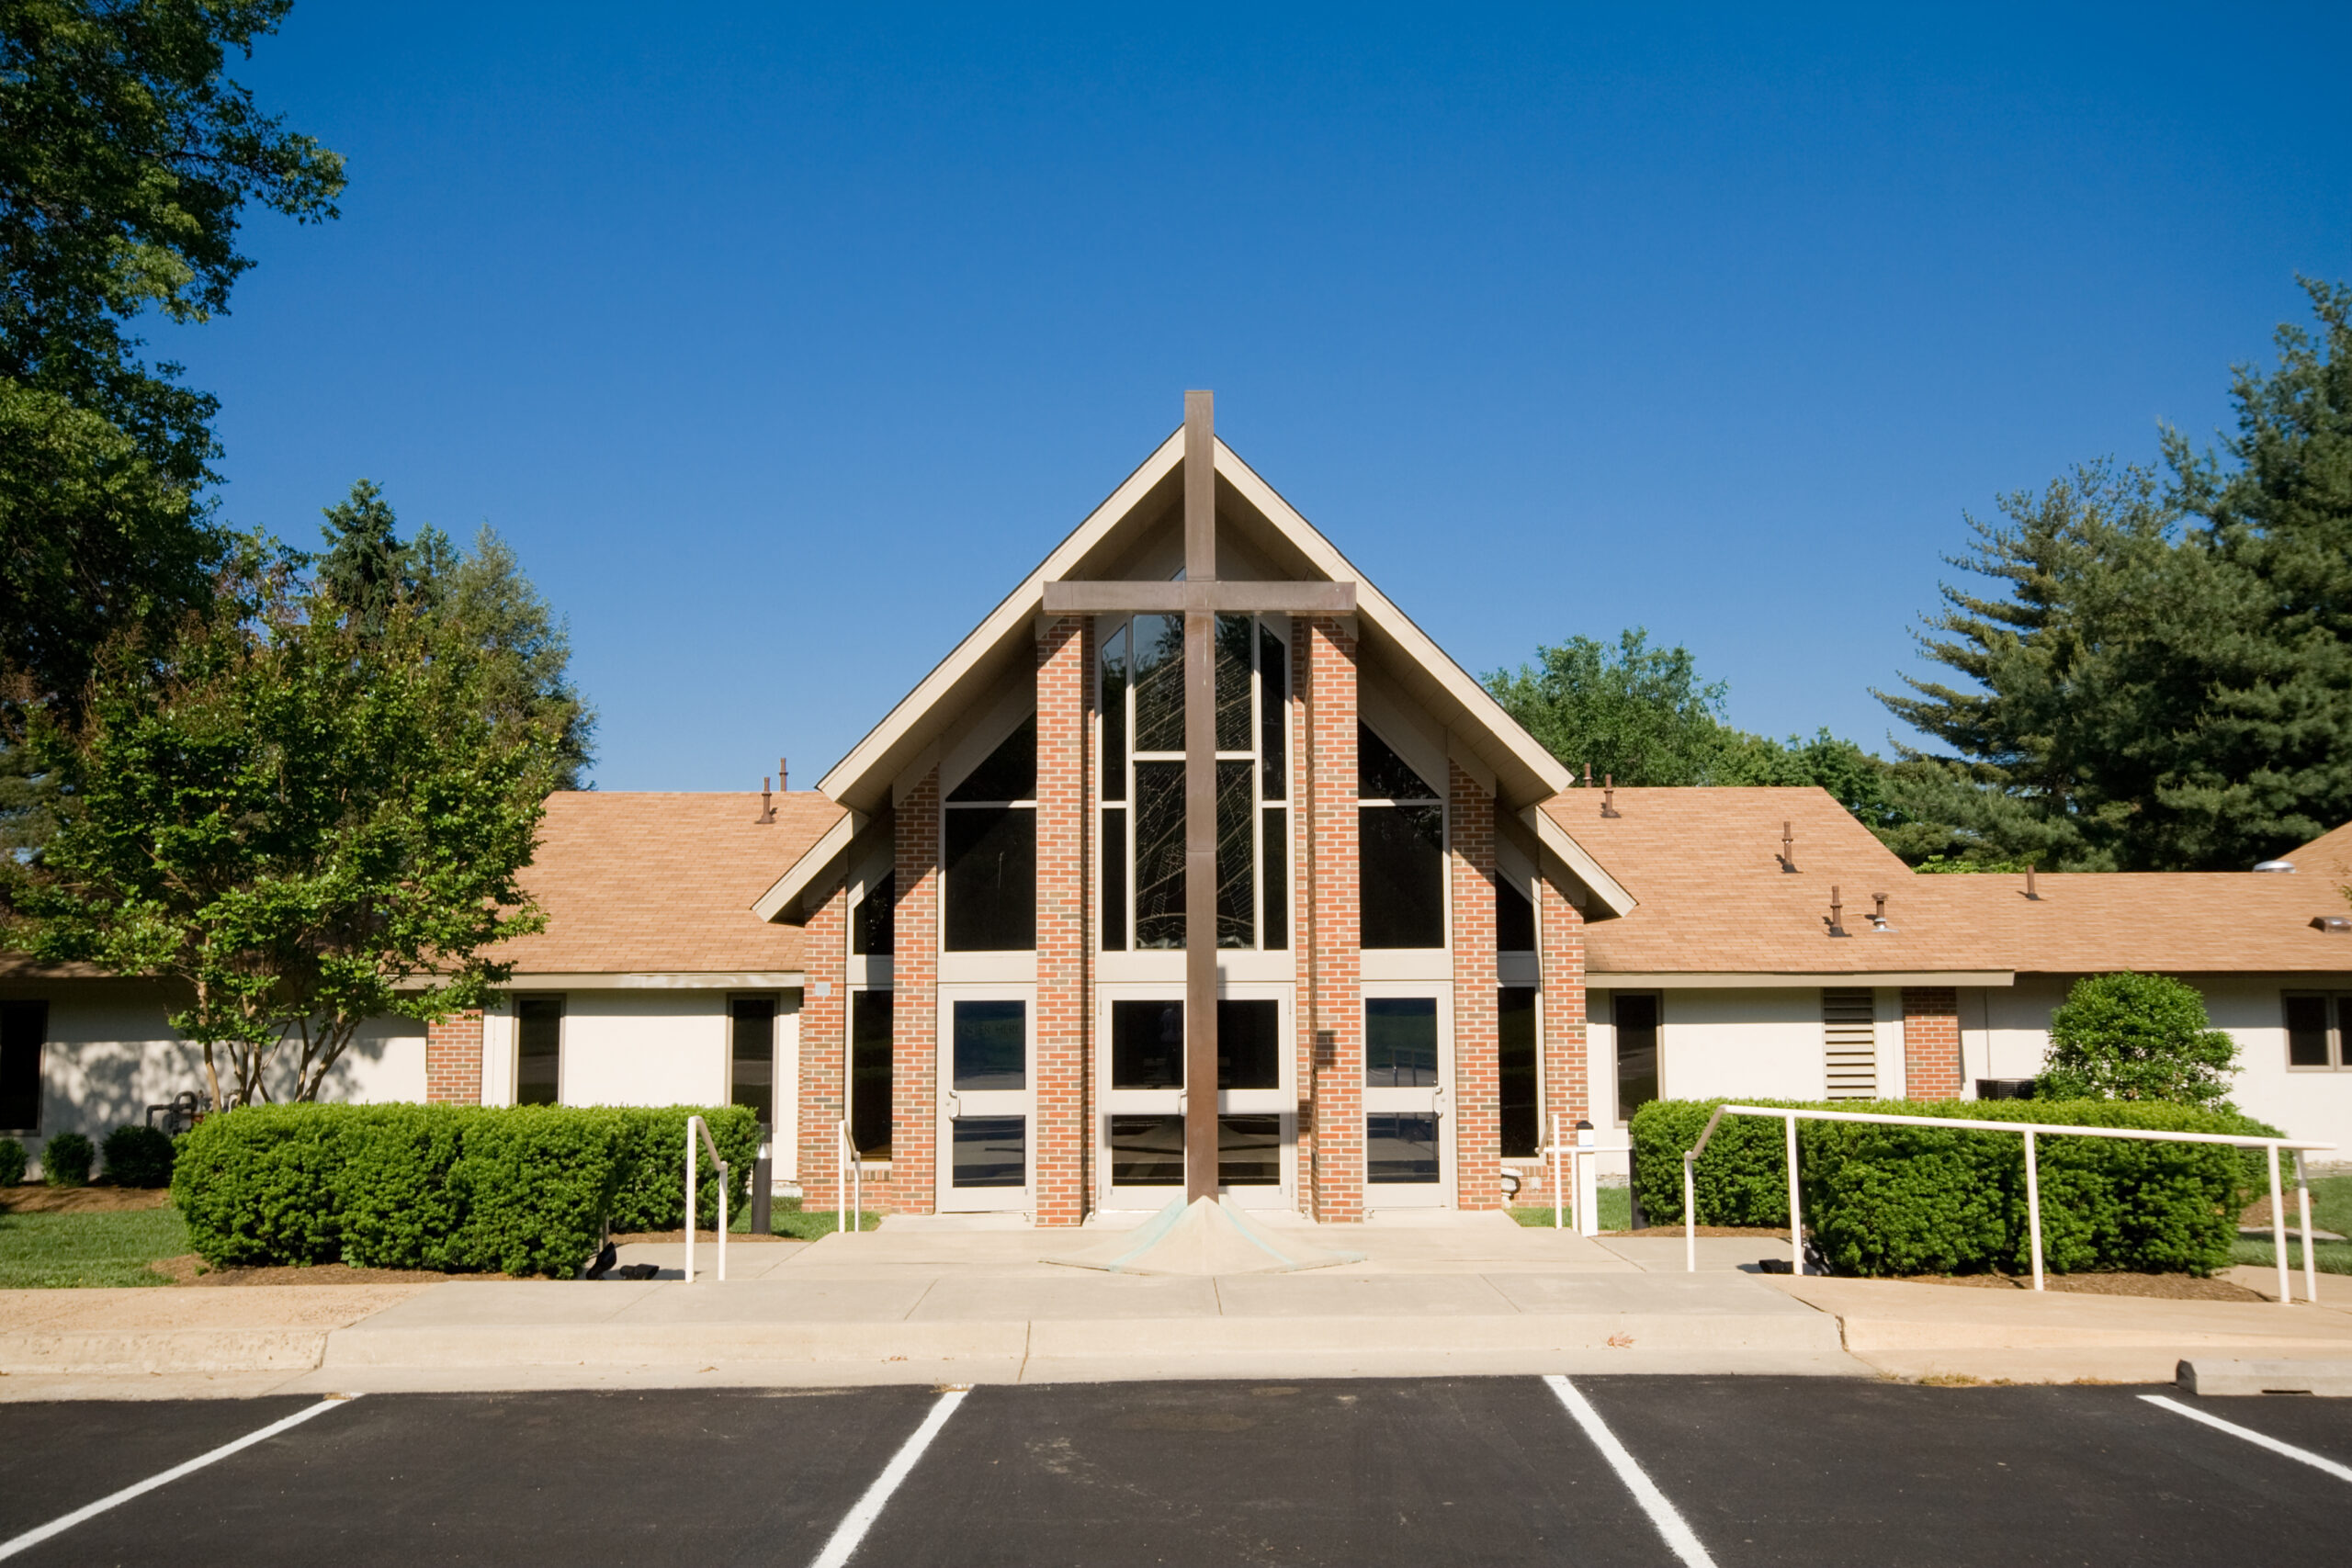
left=0, top=1330, right=328, bottom=1376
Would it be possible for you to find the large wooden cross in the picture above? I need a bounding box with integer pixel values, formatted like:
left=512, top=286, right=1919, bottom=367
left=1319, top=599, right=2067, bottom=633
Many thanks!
left=1043, top=391, right=1356, bottom=1202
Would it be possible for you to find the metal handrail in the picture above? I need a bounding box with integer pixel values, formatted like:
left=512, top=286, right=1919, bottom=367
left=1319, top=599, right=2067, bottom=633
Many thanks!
left=684, top=1114, right=729, bottom=1284
left=1679, top=1103, right=2335, bottom=1303
left=837, top=1118, right=862, bottom=1239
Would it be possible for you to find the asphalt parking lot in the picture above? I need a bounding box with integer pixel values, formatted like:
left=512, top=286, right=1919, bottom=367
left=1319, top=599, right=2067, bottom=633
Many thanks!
left=3, top=1376, right=2346, bottom=1566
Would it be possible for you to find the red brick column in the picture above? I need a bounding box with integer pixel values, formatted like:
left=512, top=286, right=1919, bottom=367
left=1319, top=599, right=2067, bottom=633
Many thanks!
left=425, top=1010, right=483, bottom=1105
left=797, top=877, right=849, bottom=1209
left=888, top=768, right=942, bottom=1213
left=1538, top=875, right=1589, bottom=1142
left=1449, top=763, right=1500, bottom=1211
left=1299, top=615, right=1363, bottom=1222
left=1035, top=616, right=1089, bottom=1226
left=1903, top=987, right=1963, bottom=1100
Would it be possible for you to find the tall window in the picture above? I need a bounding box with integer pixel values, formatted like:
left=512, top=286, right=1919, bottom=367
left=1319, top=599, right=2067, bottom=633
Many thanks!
left=1359, top=725, right=1444, bottom=948
left=515, top=996, right=563, bottom=1105
left=851, top=989, right=894, bottom=1157
left=944, top=717, right=1035, bottom=952
left=0, top=1000, right=45, bottom=1131
left=1613, top=992, right=1660, bottom=1123
left=1498, top=987, right=1538, bottom=1156
left=852, top=872, right=895, bottom=956
left=1097, top=614, right=1288, bottom=951
left=1496, top=875, right=1536, bottom=953
left=729, top=997, right=776, bottom=1126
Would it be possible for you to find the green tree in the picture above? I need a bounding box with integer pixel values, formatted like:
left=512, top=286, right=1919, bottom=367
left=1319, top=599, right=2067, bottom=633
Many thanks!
left=15, top=544, right=562, bottom=1108
left=2041, top=972, right=2240, bottom=1109
left=1881, top=281, right=2352, bottom=871
left=1485, top=628, right=1740, bottom=786
left=0, top=0, right=344, bottom=706
left=313, top=479, right=595, bottom=789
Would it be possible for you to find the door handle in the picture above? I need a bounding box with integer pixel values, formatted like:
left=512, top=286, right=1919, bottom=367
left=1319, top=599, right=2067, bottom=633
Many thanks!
left=944, top=1090, right=961, bottom=1116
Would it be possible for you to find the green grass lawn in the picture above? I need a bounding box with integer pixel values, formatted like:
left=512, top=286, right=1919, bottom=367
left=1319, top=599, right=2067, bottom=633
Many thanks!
left=0, top=1207, right=190, bottom=1288
left=2233, top=1172, right=2352, bottom=1275
left=733, top=1198, right=880, bottom=1239
left=1510, top=1186, right=1634, bottom=1232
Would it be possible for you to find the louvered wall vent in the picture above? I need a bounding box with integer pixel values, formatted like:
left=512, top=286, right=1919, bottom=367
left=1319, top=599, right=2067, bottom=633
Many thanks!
left=1822, top=988, right=1878, bottom=1100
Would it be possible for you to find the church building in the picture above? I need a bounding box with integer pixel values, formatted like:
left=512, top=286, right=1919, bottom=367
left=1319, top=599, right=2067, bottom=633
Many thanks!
left=8, top=394, right=2352, bottom=1201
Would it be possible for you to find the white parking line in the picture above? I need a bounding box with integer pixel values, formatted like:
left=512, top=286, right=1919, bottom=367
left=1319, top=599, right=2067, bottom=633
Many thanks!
left=807, top=1387, right=969, bottom=1568
left=0, top=1395, right=359, bottom=1562
left=2141, top=1394, right=2352, bottom=1483
left=1545, top=1375, right=1719, bottom=1568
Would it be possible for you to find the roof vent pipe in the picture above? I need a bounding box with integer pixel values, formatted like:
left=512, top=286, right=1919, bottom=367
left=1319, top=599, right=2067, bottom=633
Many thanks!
left=758, top=777, right=775, bottom=824
left=780, top=757, right=788, bottom=794
left=1826, top=886, right=1849, bottom=938
left=1583, top=762, right=1593, bottom=789
left=1780, top=820, right=1797, bottom=874
left=1600, top=775, right=1620, bottom=818
left=1871, top=892, right=1894, bottom=932
left=2024, top=864, right=2041, bottom=901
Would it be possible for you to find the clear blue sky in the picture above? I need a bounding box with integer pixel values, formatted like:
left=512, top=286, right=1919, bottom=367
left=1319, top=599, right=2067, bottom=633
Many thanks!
left=169, top=4, right=2352, bottom=791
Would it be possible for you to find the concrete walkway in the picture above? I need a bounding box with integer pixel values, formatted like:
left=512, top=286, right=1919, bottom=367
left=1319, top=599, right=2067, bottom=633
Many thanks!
left=5, top=1213, right=2349, bottom=1399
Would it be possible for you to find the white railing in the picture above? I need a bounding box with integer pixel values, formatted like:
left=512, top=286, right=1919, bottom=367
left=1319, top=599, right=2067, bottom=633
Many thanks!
left=684, top=1113, right=729, bottom=1284
left=837, top=1118, right=862, bottom=1239
left=1538, top=1113, right=1600, bottom=1235
left=1679, top=1104, right=2335, bottom=1303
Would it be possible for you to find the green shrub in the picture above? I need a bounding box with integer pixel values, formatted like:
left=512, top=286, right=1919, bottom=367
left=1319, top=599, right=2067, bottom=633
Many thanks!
left=2041, top=972, right=2240, bottom=1108
left=40, top=1131, right=94, bottom=1187
left=1629, top=1097, right=2281, bottom=1277
left=169, top=1102, right=721, bottom=1276
left=0, top=1137, right=25, bottom=1186
left=604, top=1106, right=760, bottom=1232
left=101, top=1124, right=177, bottom=1187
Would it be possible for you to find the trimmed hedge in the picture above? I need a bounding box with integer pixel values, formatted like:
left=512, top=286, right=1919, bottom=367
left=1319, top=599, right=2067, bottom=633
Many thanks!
left=171, top=1103, right=761, bottom=1277
left=41, top=1130, right=94, bottom=1186
left=0, top=1137, right=25, bottom=1186
left=1629, top=1098, right=2284, bottom=1278
left=102, top=1124, right=177, bottom=1187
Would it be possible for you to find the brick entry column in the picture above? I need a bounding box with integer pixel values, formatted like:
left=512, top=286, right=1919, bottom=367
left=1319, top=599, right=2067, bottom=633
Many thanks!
left=1448, top=763, right=1500, bottom=1211
left=425, top=1010, right=483, bottom=1105
left=1538, top=876, right=1589, bottom=1144
left=797, top=878, right=849, bottom=1210
left=1903, top=987, right=1963, bottom=1101
left=1035, top=616, right=1090, bottom=1226
left=890, top=768, right=943, bottom=1213
left=1297, top=615, right=1363, bottom=1222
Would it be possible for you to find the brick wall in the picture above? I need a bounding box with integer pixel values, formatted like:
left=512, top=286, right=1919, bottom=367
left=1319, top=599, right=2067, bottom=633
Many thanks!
left=1298, top=615, right=1363, bottom=1222
left=796, top=876, right=849, bottom=1209
left=1448, top=762, right=1501, bottom=1211
left=1035, top=616, right=1090, bottom=1225
left=889, top=769, right=942, bottom=1213
left=425, top=1009, right=483, bottom=1105
left=1903, top=987, right=1963, bottom=1101
left=1538, top=874, right=1589, bottom=1160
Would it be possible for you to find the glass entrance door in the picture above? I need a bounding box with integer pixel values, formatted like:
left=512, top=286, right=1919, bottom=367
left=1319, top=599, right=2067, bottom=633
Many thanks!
left=1363, top=993, right=1452, bottom=1207
left=936, top=992, right=1033, bottom=1212
left=1100, top=992, right=1293, bottom=1208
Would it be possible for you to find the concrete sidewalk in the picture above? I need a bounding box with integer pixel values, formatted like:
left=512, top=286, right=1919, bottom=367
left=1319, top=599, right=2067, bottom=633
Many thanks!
left=6, top=1213, right=2349, bottom=1398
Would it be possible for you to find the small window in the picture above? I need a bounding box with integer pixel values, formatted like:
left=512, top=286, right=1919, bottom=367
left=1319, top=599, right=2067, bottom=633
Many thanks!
left=1366, top=1113, right=1441, bottom=1183
left=953, top=999, right=1025, bottom=1091
left=515, top=997, right=563, bottom=1105
left=852, top=872, right=895, bottom=956
left=1217, top=999, right=1281, bottom=1090
left=1498, top=987, right=1538, bottom=1156
left=0, top=1000, right=46, bottom=1132
left=1613, top=992, right=1660, bottom=1123
left=1359, top=725, right=1444, bottom=949
left=1496, top=876, right=1536, bottom=953
left=851, top=989, right=894, bottom=1158
left=2284, top=992, right=2348, bottom=1070
left=729, top=998, right=776, bottom=1126
left=1366, top=997, right=1439, bottom=1087
left=1113, top=998, right=1184, bottom=1089
left=1219, top=1113, right=1282, bottom=1185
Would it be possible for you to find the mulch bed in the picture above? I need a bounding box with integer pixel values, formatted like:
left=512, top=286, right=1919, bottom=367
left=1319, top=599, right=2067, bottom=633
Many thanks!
left=1601, top=1225, right=1792, bottom=1239
left=1893, top=1270, right=2264, bottom=1302
left=0, top=1184, right=174, bottom=1214
left=147, top=1254, right=518, bottom=1286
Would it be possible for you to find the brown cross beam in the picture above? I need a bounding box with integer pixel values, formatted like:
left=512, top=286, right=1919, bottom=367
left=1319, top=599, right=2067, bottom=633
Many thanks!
left=1043, top=391, right=1356, bottom=1203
